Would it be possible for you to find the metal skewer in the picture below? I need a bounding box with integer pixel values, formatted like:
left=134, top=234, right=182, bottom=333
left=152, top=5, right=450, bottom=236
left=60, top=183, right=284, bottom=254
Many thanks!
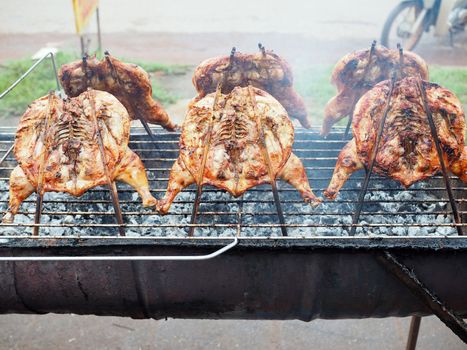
left=33, top=91, right=55, bottom=236
left=350, top=72, right=397, bottom=236
left=343, top=40, right=377, bottom=140
left=103, top=51, right=158, bottom=142
left=87, top=89, right=125, bottom=236
left=397, top=43, right=405, bottom=80
left=415, top=78, right=463, bottom=236
left=189, top=47, right=236, bottom=236
left=246, top=85, right=288, bottom=237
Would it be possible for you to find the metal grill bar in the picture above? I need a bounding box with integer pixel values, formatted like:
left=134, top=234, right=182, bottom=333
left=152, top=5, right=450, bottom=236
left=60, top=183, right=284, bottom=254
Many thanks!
left=0, top=126, right=465, bottom=237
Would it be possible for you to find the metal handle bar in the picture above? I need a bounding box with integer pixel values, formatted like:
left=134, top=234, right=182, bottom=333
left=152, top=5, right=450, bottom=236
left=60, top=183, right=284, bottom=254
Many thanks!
left=0, top=236, right=238, bottom=261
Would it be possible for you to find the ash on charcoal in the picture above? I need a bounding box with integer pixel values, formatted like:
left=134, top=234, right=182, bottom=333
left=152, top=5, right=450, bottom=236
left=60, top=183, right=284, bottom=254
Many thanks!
left=0, top=131, right=463, bottom=238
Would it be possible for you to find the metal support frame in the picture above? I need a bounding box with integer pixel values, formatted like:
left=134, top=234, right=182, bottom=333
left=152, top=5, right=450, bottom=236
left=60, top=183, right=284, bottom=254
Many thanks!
left=103, top=51, right=158, bottom=142
left=350, top=72, right=397, bottom=236
left=189, top=47, right=235, bottom=236
left=189, top=71, right=226, bottom=236
left=378, top=251, right=467, bottom=343
left=87, top=89, right=125, bottom=236
left=343, top=40, right=377, bottom=140
left=0, top=51, right=61, bottom=100
left=247, top=84, right=287, bottom=237
left=33, top=92, right=55, bottom=236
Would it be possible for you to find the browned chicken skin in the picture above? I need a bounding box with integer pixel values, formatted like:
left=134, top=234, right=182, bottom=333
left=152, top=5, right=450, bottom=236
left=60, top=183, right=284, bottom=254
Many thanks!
left=157, top=86, right=320, bottom=214
left=192, top=46, right=311, bottom=128
left=59, top=53, right=177, bottom=130
left=322, top=45, right=429, bottom=136
left=324, top=77, right=466, bottom=199
left=2, top=90, right=157, bottom=223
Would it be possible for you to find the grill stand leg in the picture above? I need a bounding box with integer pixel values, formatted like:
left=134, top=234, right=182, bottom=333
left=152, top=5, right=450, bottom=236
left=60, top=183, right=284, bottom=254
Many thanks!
left=406, top=316, right=422, bottom=350
left=377, top=251, right=467, bottom=343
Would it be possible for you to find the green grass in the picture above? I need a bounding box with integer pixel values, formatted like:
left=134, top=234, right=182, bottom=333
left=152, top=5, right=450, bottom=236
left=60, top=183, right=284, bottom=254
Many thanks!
left=0, top=52, right=187, bottom=119
left=294, top=64, right=467, bottom=127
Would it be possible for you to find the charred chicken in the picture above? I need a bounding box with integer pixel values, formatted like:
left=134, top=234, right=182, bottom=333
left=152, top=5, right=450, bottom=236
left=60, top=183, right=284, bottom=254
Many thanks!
left=322, top=45, right=429, bottom=136
left=192, top=46, right=311, bottom=129
left=59, top=53, right=177, bottom=130
left=324, top=77, right=466, bottom=199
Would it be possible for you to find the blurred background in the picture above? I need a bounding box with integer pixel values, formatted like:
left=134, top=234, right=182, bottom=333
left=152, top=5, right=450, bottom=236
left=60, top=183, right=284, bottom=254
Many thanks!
left=0, top=0, right=466, bottom=349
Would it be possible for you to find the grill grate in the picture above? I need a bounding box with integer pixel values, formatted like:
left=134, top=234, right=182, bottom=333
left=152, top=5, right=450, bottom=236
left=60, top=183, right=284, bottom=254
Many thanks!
left=0, top=126, right=465, bottom=237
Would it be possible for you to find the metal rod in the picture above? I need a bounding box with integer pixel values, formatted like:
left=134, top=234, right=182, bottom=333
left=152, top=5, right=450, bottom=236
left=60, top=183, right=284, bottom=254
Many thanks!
left=416, top=78, right=463, bottom=236
left=2, top=222, right=466, bottom=229
left=0, top=145, right=14, bottom=166
left=0, top=237, right=238, bottom=261
left=96, top=7, right=102, bottom=56
left=0, top=52, right=61, bottom=100
left=104, top=51, right=157, bottom=142
left=246, top=85, right=287, bottom=236
left=189, top=47, right=236, bottom=236
left=343, top=40, right=377, bottom=139
left=350, top=73, right=397, bottom=236
left=397, top=43, right=405, bottom=80
left=10, top=210, right=463, bottom=217
left=189, top=80, right=224, bottom=235
left=33, top=91, right=55, bottom=236
left=3, top=186, right=467, bottom=194
left=406, top=316, right=422, bottom=350
left=236, top=198, right=244, bottom=237
left=378, top=251, right=467, bottom=343
left=87, top=89, right=125, bottom=236
left=80, top=35, right=86, bottom=57
left=139, top=117, right=158, bottom=142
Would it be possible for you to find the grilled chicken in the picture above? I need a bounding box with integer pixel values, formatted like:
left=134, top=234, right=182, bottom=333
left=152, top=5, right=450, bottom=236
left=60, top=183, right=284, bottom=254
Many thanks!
left=192, top=46, right=311, bottom=128
left=2, top=90, right=157, bottom=223
left=324, top=77, right=466, bottom=199
left=322, top=45, right=429, bottom=136
left=157, top=86, right=320, bottom=214
left=59, top=53, right=177, bottom=130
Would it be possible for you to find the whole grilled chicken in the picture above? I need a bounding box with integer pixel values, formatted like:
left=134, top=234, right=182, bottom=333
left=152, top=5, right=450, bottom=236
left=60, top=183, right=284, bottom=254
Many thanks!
left=59, top=53, right=177, bottom=130
left=157, top=86, right=321, bottom=214
left=321, top=45, right=429, bottom=136
left=324, top=77, right=466, bottom=199
left=2, top=90, right=157, bottom=223
left=192, top=46, right=311, bottom=128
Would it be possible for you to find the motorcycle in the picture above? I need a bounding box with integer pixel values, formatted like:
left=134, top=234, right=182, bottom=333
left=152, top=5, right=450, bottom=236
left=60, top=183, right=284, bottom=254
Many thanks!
left=381, top=0, right=467, bottom=50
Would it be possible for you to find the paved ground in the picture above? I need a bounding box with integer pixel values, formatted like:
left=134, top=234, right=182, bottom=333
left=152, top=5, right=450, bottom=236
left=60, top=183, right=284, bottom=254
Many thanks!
left=1, top=1, right=467, bottom=349
left=0, top=314, right=465, bottom=350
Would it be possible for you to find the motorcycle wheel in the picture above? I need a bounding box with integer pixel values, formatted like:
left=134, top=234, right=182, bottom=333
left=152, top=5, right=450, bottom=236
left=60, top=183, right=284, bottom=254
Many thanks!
left=381, top=1, right=424, bottom=51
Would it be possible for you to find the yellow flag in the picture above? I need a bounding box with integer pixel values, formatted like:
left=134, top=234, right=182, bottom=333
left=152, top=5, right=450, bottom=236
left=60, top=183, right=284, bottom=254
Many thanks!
left=72, top=0, right=99, bottom=34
